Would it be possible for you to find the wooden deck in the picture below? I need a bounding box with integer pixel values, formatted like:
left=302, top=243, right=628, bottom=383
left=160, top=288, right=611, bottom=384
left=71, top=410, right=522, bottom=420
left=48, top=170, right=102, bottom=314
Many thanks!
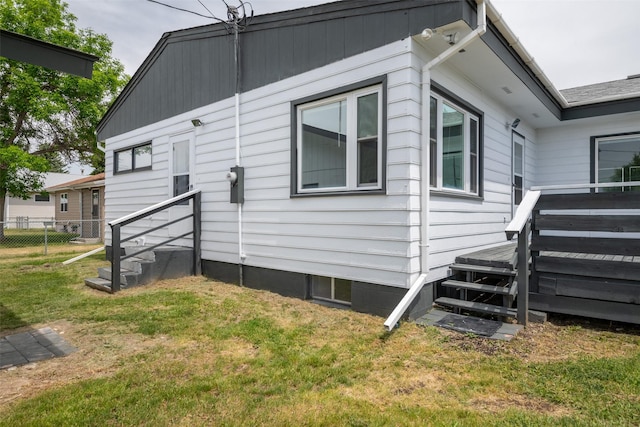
left=451, top=244, right=640, bottom=325
left=455, top=243, right=517, bottom=269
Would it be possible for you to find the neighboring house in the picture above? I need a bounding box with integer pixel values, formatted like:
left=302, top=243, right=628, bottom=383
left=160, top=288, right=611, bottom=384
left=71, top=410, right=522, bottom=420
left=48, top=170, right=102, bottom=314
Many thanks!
left=47, top=173, right=105, bottom=240
left=3, top=172, right=83, bottom=228
left=95, top=0, right=640, bottom=319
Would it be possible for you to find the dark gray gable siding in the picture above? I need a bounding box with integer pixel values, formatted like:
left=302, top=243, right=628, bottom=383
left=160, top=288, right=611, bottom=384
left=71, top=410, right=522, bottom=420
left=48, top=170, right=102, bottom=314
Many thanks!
left=97, top=0, right=467, bottom=141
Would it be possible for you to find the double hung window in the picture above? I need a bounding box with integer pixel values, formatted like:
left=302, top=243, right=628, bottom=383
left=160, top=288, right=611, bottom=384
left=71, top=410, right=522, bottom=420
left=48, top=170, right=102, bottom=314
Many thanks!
left=430, top=92, right=481, bottom=195
left=60, top=193, right=68, bottom=212
left=293, top=82, right=384, bottom=194
left=594, top=133, right=640, bottom=192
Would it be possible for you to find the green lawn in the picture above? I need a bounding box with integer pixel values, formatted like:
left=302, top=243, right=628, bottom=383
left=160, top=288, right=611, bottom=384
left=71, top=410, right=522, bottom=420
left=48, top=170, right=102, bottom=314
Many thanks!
left=0, top=228, right=79, bottom=248
left=0, top=250, right=639, bottom=426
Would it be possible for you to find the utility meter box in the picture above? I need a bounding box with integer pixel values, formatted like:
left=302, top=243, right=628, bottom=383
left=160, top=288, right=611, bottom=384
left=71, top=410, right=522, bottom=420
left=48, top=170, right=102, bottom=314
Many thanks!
left=228, top=166, right=244, bottom=204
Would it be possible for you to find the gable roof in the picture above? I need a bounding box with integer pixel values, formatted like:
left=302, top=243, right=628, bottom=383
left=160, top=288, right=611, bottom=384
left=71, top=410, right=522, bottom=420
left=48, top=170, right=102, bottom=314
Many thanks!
left=97, top=0, right=472, bottom=140
left=97, top=0, right=640, bottom=140
left=47, top=173, right=105, bottom=192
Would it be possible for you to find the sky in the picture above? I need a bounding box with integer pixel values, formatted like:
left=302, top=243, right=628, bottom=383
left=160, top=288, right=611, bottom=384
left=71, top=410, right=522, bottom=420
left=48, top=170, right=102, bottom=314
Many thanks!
left=63, top=0, right=640, bottom=91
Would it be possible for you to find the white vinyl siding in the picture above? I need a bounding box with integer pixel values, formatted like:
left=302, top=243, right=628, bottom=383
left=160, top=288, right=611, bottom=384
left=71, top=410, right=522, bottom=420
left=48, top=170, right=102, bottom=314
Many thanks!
left=104, top=39, right=420, bottom=288
left=537, top=114, right=640, bottom=188
left=424, top=60, right=538, bottom=282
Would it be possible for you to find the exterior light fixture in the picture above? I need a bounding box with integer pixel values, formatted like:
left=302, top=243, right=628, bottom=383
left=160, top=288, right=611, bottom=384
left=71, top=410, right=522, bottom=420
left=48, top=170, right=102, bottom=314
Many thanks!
left=191, top=119, right=204, bottom=127
left=506, top=118, right=521, bottom=130
left=421, top=28, right=433, bottom=40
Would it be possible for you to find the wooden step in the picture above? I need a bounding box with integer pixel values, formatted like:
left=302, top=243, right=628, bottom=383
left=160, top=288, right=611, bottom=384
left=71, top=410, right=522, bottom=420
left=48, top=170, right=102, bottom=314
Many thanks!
left=449, top=263, right=516, bottom=276
left=442, top=279, right=512, bottom=295
left=435, top=297, right=517, bottom=318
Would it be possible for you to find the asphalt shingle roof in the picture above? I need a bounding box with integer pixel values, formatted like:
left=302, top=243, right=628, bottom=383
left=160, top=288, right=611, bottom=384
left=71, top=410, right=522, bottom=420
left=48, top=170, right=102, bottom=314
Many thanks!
left=560, top=75, right=640, bottom=104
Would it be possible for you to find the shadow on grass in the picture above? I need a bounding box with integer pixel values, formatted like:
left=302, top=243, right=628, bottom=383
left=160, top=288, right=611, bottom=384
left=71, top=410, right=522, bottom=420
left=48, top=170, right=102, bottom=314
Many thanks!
left=0, top=302, right=30, bottom=333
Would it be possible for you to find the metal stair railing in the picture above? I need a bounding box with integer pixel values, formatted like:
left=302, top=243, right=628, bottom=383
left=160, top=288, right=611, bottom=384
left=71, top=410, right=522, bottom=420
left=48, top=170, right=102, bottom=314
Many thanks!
left=504, top=189, right=541, bottom=325
left=108, top=189, right=202, bottom=292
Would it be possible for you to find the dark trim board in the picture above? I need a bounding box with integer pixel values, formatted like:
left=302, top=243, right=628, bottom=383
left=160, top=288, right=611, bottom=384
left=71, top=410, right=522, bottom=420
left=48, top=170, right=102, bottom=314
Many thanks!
left=201, top=260, right=433, bottom=319
left=0, top=29, right=97, bottom=78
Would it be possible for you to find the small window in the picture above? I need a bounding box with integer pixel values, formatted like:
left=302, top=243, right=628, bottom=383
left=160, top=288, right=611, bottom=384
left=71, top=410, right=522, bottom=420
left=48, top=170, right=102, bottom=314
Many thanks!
left=430, top=90, right=482, bottom=196
left=594, top=133, right=640, bottom=192
left=311, top=275, right=352, bottom=305
left=292, top=78, right=386, bottom=195
left=35, top=193, right=50, bottom=202
left=115, top=142, right=152, bottom=174
left=60, top=193, right=68, bottom=212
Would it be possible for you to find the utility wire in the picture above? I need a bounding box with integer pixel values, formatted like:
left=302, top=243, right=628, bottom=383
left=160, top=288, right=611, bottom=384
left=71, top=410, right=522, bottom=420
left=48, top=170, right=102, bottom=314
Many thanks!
left=197, top=0, right=216, bottom=19
left=146, top=0, right=225, bottom=22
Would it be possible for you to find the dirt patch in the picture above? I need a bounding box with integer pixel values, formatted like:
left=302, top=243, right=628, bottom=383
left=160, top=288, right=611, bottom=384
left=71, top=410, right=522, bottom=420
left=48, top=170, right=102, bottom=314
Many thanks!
left=0, top=319, right=170, bottom=406
left=471, top=394, right=572, bottom=416
left=435, top=316, right=640, bottom=363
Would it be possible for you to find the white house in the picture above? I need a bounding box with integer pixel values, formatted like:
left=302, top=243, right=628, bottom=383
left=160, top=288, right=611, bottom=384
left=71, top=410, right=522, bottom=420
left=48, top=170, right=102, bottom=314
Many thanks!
left=3, top=172, right=83, bottom=228
left=96, top=0, right=640, bottom=320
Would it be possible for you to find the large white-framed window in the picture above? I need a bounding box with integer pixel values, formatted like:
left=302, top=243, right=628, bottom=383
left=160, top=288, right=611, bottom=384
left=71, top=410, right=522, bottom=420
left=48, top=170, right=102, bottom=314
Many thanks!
left=593, top=133, right=640, bottom=192
left=429, top=91, right=481, bottom=196
left=292, top=77, right=386, bottom=195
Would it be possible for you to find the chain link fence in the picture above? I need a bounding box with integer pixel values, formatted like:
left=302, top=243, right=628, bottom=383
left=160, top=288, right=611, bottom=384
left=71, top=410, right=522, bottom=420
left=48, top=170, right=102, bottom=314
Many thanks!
left=0, top=218, right=104, bottom=254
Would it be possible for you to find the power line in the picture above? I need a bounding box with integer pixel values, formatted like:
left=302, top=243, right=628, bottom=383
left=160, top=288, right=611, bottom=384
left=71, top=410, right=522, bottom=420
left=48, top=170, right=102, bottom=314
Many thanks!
left=145, top=0, right=224, bottom=22
left=196, top=0, right=217, bottom=19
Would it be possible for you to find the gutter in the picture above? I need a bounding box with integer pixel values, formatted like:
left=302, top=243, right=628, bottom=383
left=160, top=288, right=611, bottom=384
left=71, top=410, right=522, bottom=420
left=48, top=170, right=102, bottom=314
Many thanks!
left=384, top=0, right=487, bottom=332
left=484, top=1, right=570, bottom=108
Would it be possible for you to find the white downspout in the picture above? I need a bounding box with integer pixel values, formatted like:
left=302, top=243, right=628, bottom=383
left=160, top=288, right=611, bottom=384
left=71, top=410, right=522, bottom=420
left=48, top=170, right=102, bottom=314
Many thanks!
left=384, top=0, right=487, bottom=331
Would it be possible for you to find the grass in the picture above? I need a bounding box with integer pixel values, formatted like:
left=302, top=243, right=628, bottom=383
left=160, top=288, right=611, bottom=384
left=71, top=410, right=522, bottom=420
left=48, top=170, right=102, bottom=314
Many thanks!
left=0, top=249, right=639, bottom=426
left=0, top=228, right=80, bottom=248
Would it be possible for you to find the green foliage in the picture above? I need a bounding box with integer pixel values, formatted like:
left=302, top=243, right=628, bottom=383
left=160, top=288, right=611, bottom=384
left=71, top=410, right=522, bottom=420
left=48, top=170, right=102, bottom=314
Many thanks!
left=0, top=0, right=128, bottom=205
left=0, top=145, right=48, bottom=199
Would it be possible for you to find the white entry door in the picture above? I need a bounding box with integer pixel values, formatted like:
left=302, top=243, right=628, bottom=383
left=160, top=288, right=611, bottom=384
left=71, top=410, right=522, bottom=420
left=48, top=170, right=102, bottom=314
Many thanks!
left=512, top=132, right=525, bottom=217
left=169, top=132, right=195, bottom=238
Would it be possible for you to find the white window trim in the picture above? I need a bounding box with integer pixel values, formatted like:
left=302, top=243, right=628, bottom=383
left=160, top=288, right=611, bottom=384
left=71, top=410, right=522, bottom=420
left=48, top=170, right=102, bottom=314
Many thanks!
left=594, top=133, right=640, bottom=191
left=311, top=276, right=352, bottom=306
left=431, top=93, right=480, bottom=195
left=60, top=193, right=68, bottom=212
left=296, top=85, right=383, bottom=194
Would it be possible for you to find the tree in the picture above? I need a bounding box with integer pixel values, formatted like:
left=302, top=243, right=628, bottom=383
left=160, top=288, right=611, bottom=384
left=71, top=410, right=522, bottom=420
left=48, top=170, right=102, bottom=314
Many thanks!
left=0, top=0, right=128, bottom=237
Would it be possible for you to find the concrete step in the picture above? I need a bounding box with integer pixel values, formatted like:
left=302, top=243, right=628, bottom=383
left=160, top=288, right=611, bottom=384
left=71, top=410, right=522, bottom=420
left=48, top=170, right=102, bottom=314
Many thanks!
left=435, top=297, right=517, bottom=318
left=84, top=277, right=113, bottom=293
left=449, top=263, right=516, bottom=277
left=441, top=279, right=513, bottom=296
left=98, top=267, right=140, bottom=287
left=124, top=245, right=156, bottom=261
left=121, top=256, right=154, bottom=274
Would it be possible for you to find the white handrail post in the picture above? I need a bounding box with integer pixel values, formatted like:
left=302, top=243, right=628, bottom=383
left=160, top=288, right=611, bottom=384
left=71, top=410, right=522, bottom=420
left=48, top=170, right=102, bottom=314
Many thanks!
left=516, top=220, right=530, bottom=325
left=111, top=224, right=121, bottom=292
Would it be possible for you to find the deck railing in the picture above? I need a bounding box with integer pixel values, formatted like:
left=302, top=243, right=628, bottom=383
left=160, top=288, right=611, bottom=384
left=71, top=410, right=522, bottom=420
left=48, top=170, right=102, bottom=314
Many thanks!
left=506, top=182, right=640, bottom=325
left=108, top=189, right=202, bottom=292
left=505, top=190, right=541, bottom=325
